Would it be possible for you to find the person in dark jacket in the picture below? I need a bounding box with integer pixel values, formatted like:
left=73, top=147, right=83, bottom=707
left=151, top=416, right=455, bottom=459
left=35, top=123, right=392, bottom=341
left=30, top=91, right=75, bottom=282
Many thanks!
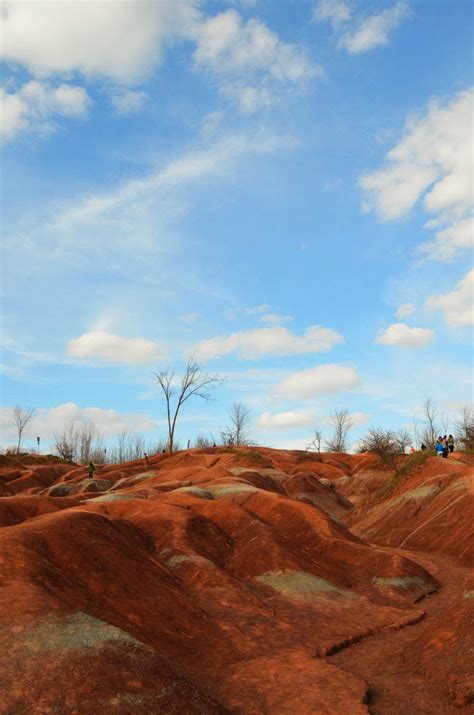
left=88, top=461, right=95, bottom=481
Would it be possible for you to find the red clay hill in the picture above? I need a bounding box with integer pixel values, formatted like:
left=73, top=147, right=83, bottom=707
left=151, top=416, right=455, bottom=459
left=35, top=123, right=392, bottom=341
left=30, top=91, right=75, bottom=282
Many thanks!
left=0, top=447, right=472, bottom=714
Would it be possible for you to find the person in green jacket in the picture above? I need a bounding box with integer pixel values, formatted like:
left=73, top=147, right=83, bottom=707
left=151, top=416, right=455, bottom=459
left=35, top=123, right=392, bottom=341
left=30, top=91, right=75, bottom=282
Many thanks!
left=88, top=461, right=95, bottom=481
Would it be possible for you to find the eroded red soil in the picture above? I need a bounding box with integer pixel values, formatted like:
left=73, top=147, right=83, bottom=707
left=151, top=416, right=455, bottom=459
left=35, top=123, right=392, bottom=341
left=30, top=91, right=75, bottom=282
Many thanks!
left=0, top=447, right=472, bottom=713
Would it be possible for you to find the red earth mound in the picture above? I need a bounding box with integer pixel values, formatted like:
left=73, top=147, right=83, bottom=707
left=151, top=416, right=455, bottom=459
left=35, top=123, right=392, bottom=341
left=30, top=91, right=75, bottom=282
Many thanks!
left=0, top=447, right=472, bottom=713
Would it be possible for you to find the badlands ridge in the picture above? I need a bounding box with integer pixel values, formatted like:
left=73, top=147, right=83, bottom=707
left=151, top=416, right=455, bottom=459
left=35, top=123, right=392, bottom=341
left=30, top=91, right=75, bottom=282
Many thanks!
left=0, top=447, right=472, bottom=714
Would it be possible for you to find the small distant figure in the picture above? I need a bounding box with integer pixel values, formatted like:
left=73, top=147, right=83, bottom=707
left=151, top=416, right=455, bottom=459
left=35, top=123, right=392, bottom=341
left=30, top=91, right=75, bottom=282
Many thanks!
left=162, top=448, right=166, bottom=453
left=435, top=439, right=444, bottom=458
left=447, top=434, right=455, bottom=453
left=144, top=452, right=149, bottom=468
left=442, top=435, right=449, bottom=459
left=88, top=461, right=95, bottom=481
left=213, top=442, right=217, bottom=448
left=410, top=446, right=416, bottom=454
left=420, top=443, right=427, bottom=451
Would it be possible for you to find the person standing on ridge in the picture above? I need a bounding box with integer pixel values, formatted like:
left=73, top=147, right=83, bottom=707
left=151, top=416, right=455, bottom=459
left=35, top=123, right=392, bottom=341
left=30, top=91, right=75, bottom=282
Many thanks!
left=447, top=434, right=455, bottom=453
left=88, top=461, right=95, bottom=481
left=144, top=452, right=149, bottom=469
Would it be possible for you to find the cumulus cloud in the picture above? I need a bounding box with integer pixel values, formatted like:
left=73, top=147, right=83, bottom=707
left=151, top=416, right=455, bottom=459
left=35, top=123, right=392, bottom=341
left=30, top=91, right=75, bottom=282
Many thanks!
left=395, top=303, right=415, bottom=319
left=193, top=9, right=321, bottom=112
left=376, top=323, right=434, bottom=348
left=193, top=325, right=344, bottom=360
left=360, top=87, right=473, bottom=261
left=67, top=331, right=167, bottom=364
left=425, top=269, right=473, bottom=327
left=0, top=403, right=157, bottom=446
left=0, top=1, right=200, bottom=83
left=0, top=80, right=91, bottom=141
left=277, top=364, right=361, bottom=399
left=340, top=3, right=410, bottom=53
left=257, top=411, right=314, bottom=429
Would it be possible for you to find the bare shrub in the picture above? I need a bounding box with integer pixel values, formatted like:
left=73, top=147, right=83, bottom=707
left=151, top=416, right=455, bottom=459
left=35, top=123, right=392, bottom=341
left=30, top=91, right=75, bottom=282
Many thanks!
left=220, top=402, right=253, bottom=446
left=456, top=404, right=474, bottom=451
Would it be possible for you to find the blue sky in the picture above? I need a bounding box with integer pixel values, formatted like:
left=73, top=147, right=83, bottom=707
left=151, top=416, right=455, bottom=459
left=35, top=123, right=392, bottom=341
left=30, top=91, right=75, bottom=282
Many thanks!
left=1, top=0, right=472, bottom=451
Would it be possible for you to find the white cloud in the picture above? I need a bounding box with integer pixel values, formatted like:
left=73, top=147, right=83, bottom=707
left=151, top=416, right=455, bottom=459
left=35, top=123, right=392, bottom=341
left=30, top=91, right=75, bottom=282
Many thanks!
left=376, top=322, right=434, bottom=348
left=0, top=1, right=200, bottom=83
left=67, top=331, right=167, bottom=364
left=109, top=88, right=147, bottom=115
left=395, top=303, right=415, bottom=319
left=340, top=2, right=410, bottom=53
left=0, top=403, right=157, bottom=446
left=0, top=80, right=91, bottom=141
left=419, top=216, right=474, bottom=262
left=425, top=270, right=473, bottom=327
left=259, top=313, right=293, bottom=325
left=193, top=325, right=344, bottom=360
left=258, top=410, right=314, bottom=429
left=277, top=364, right=361, bottom=399
left=313, top=1, right=352, bottom=29
left=193, top=9, right=321, bottom=112
left=360, top=87, right=473, bottom=261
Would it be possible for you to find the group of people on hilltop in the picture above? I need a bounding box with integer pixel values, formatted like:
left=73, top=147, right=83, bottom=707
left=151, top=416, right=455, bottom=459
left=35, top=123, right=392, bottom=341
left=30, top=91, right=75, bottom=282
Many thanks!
left=434, top=434, right=455, bottom=458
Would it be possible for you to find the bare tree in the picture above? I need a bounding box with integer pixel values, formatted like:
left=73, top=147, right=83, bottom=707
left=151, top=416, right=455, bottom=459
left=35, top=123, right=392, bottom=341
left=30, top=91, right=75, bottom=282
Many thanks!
left=307, top=427, right=323, bottom=453
left=421, top=397, right=438, bottom=449
left=13, top=405, right=36, bottom=454
left=54, top=422, right=79, bottom=462
left=78, top=421, right=97, bottom=463
left=395, top=429, right=412, bottom=454
left=456, top=404, right=474, bottom=451
left=153, top=356, right=223, bottom=454
left=325, top=409, right=354, bottom=453
left=220, top=402, right=253, bottom=446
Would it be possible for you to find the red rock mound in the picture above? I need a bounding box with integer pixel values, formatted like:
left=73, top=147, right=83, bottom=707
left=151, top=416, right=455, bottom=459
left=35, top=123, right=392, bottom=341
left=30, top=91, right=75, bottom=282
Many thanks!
left=0, top=447, right=471, bottom=713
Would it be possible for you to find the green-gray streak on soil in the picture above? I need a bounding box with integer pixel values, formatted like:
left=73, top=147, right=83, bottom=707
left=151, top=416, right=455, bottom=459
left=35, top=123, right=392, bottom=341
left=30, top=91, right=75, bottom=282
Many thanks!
left=389, top=485, right=441, bottom=506
left=25, top=612, right=140, bottom=652
left=87, top=493, right=145, bottom=503
left=210, top=484, right=260, bottom=497
left=172, top=486, right=214, bottom=500
left=168, top=554, right=211, bottom=567
left=255, top=570, right=355, bottom=601
left=373, top=576, right=431, bottom=591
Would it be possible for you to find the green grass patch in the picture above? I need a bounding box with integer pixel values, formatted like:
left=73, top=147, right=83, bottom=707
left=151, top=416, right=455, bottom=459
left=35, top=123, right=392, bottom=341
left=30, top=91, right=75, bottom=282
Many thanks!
left=376, top=450, right=432, bottom=500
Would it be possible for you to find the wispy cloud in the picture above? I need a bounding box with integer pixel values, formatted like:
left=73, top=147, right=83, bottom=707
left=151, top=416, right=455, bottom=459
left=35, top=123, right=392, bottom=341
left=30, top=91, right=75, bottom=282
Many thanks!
left=425, top=269, right=473, bottom=327
left=192, top=325, right=344, bottom=360
left=314, top=1, right=410, bottom=54
left=340, top=3, right=410, bottom=54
